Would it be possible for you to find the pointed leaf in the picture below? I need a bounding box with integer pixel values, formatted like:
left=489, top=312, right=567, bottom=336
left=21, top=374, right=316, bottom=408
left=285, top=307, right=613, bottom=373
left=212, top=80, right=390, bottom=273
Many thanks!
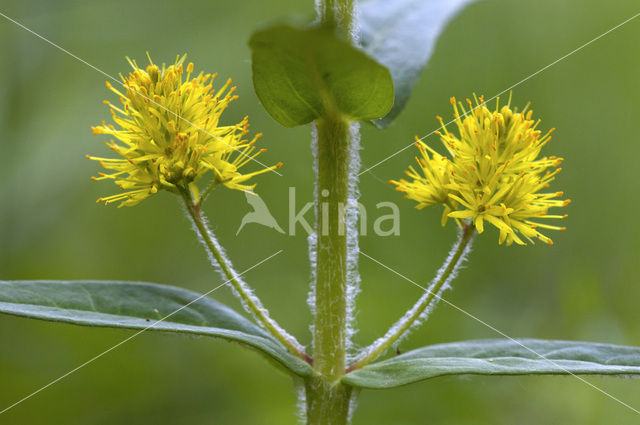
left=359, top=0, right=480, bottom=128
left=249, top=24, right=394, bottom=127
left=0, top=280, right=312, bottom=377
left=344, top=339, right=640, bottom=388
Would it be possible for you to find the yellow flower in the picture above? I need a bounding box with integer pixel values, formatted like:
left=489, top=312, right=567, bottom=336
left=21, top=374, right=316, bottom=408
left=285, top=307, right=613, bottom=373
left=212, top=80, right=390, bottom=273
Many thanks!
left=389, top=139, right=457, bottom=226
left=89, top=54, right=281, bottom=207
left=392, top=94, right=570, bottom=245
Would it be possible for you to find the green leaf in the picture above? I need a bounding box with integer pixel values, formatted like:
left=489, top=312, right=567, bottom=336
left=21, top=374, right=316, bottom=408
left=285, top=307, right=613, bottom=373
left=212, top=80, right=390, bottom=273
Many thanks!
left=249, top=24, right=394, bottom=127
left=343, top=339, right=640, bottom=389
left=0, top=280, right=312, bottom=377
left=359, top=0, right=479, bottom=128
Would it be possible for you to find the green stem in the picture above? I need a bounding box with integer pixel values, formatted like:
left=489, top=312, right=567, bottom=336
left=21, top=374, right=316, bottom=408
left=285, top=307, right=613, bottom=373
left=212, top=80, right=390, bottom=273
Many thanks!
left=305, top=1, right=358, bottom=423
left=318, top=0, right=355, bottom=38
left=305, top=376, right=353, bottom=425
left=180, top=189, right=311, bottom=364
left=197, top=179, right=218, bottom=208
left=347, top=224, right=475, bottom=372
left=312, top=113, right=351, bottom=379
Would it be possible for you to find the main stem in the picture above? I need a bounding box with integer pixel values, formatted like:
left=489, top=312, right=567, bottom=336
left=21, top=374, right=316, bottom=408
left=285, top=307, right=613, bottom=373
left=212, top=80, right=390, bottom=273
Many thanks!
left=312, top=114, right=351, bottom=380
left=306, top=1, right=357, bottom=423
left=308, top=110, right=353, bottom=425
left=318, top=0, right=355, bottom=36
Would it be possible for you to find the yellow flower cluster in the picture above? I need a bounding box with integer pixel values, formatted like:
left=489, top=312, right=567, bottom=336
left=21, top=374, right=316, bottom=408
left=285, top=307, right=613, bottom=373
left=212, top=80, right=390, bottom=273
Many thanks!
left=391, top=95, right=569, bottom=245
left=89, top=55, right=280, bottom=207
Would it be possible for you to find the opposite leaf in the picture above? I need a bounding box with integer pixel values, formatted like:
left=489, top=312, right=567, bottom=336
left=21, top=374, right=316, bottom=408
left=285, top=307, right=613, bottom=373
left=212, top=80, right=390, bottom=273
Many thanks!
left=359, top=0, right=480, bottom=128
left=0, top=280, right=312, bottom=377
left=249, top=24, right=394, bottom=127
left=343, top=338, right=640, bottom=389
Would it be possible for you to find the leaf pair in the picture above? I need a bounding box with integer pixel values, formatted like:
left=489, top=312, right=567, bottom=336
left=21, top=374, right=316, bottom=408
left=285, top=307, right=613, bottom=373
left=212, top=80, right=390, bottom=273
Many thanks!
left=2, top=280, right=640, bottom=390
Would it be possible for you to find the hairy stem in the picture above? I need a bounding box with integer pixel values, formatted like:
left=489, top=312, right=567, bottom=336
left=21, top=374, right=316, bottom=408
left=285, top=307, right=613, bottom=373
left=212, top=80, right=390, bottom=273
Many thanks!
left=312, top=113, right=351, bottom=379
left=181, top=189, right=311, bottom=364
left=347, top=224, right=476, bottom=372
left=305, top=377, right=353, bottom=425
left=305, top=1, right=359, bottom=423
left=317, top=0, right=355, bottom=37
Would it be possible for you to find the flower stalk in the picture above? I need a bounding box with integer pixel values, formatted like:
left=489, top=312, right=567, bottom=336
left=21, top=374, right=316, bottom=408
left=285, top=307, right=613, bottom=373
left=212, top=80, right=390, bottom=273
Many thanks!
left=347, top=223, right=475, bottom=372
left=180, top=188, right=311, bottom=364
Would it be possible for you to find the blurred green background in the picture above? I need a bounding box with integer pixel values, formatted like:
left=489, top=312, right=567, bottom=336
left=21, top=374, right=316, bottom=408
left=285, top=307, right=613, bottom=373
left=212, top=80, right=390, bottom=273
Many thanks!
left=1, top=0, right=640, bottom=423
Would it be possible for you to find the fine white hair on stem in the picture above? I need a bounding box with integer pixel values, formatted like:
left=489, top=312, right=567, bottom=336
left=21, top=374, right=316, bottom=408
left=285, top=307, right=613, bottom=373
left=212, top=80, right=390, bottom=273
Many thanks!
left=351, top=1, right=360, bottom=42
left=306, top=124, right=319, bottom=349
left=356, top=227, right=473, bottom=361
left=345, top=122, right=362, bottom=359
left=347, top=388, right=361, bottom=424
left=185, top=205, right=305, bottom=353
left=314, top=0, right=360, bottom=40
left=294, top=377, right=307, bottom=425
